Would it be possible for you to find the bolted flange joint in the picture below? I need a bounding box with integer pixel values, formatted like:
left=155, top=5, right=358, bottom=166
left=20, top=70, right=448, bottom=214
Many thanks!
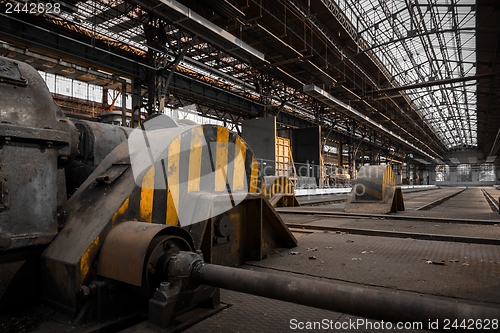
left=166, top=251, right=204, bottom=290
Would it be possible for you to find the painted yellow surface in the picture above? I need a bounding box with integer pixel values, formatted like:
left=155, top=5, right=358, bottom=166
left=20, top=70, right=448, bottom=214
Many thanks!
left=111, top=197, right=130, bottom=224
left=166, top=189, right=178, bottom=226
left=140, top=165, right=155, bottom=222
left=232, top=137, right=247, bottom=191
left=249, top=156, right=259, bottom=193
left=166, top=137, right=180, bottom=225
left=215, top=127, right=229, bottom=191
left=80, top=236, right=99, bottom=283
left=188, top=126, right=204, bottom=192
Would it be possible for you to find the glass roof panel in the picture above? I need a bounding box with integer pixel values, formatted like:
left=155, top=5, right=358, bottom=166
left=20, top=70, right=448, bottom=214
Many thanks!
left=332, top=0, right=477, bottom=148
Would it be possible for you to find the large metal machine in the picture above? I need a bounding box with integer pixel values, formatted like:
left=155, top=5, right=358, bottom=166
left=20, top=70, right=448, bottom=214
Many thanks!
left=1, top=56, right=499, bottom=332
left=344, top=165, right=405, bottom=214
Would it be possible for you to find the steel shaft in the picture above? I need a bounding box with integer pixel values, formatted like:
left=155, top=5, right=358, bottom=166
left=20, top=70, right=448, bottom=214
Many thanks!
left=192, top=261, right=500, bottom=328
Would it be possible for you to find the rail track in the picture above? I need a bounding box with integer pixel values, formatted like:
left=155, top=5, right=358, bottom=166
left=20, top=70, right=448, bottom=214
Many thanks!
left=280, top=187, right=500, bottom=246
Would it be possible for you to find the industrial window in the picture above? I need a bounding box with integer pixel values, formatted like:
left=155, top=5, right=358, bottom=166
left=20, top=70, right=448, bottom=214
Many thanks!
left=72, top=80, right=88, bottom=100
left=39, top=71, right=104, bottom=103
left=113, top=91, right=132, bottom=109
left=89, top=85, right=103, bottom=103
left=479, top=164, right=496, bottom=182
left=456, top=164, right=472, bottom=182
left=39, top=71, right=56, bottom=92
left=435, top=165, right=450, bottom=182
left=55, top=76, right=72, bottom=96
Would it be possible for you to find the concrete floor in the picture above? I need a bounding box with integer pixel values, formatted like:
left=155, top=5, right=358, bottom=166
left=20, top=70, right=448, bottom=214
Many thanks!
left=184, top=232, right=500, bottom=332
left=182, top=187, right=500, bottom=332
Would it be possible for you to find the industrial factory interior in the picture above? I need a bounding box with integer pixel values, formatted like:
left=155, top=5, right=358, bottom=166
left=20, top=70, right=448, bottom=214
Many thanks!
left=1, top=0, right=500, bottom=332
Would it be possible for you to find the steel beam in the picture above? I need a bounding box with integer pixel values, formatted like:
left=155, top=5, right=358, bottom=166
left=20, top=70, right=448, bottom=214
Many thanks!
left=0, top=13, right=147, bottom=79
left=304, top=84, right=441, bottom=161
left=369, top=72, right=498, bottom=95
left=126, top=0, right=267, bottom=66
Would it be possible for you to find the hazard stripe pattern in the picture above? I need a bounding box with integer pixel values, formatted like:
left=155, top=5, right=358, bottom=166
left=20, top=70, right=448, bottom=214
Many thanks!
left=114, top=125, right=260, bottom=226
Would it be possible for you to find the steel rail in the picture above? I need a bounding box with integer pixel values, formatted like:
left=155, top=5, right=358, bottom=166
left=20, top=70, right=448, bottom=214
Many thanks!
left=276, top=208, right=500, bottom=225
left=285, top=223, right=500, bottom=246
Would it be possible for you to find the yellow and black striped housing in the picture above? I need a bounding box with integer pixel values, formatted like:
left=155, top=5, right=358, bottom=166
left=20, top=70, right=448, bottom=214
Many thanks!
left=262, top=176, right=294, bottom=200
left=344, top=165, right=404, bottom=214
left=113, top=124, right=261, bottom=226
left=353, top=165, right=395, bottom=201
left=261, top=176, right=299, bottom=207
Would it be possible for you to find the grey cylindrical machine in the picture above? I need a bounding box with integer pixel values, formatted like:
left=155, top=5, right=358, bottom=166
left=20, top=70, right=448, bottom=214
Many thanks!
left=73, top=120, right=133, bottom=167
left=0, top=56, right=77, bottom=252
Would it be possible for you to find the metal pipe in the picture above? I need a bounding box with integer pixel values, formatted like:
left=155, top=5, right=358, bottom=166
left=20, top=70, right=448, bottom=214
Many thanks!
left=192, top=262, right=500, bottom=328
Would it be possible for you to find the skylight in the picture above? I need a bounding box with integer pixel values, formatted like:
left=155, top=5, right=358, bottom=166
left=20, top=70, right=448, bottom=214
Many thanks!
left=332, top=0, right=477, bottom=148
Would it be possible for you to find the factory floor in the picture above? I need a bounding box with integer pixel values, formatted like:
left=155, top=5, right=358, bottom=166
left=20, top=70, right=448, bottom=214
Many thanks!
left=183, top=187, right=500, bottom=333
left=2, top=187, right=499, bottom=333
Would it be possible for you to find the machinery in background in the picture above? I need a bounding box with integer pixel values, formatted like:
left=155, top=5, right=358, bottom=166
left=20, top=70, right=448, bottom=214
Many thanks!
left=261, top=176, right=299, bottom=207
left=65, top=120, right=133, bottom=195
left=326, top=170, right=351, bottom=187
left=344, top=165, right=405, bottom=214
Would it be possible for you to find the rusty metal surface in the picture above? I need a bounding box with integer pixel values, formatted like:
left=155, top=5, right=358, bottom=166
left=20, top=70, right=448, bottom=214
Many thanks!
left=192, top=192, right=297, bottom=267
left=41, top=142, right=137, bottom=312
left=0, top=56, right=77, bottom=254
left=97, top=221, right=189, bottom=287
left=41, top=119, right=296, bottom=316
left=344, top=165, right=402, bottom=214
left=75, top=120, right=133, bottom=166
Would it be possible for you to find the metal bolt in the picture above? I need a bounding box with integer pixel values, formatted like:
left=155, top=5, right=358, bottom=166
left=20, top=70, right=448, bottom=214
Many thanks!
left=158, top=282, right=171, bottom=291
left=78, top=285, right=91, bottom=299
left=164, top=241, right=174, bottom=250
